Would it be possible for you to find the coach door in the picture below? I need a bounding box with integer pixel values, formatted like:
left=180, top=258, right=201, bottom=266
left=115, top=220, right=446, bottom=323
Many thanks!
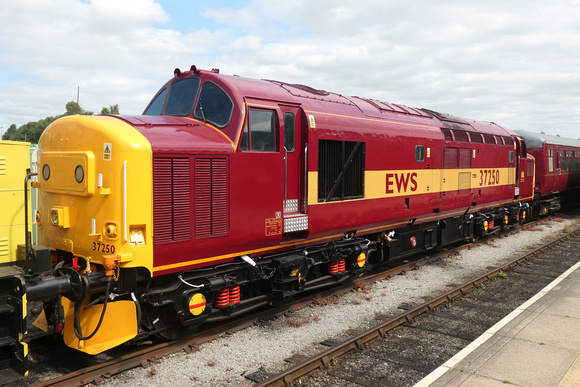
left=280, top=105, right=308, bottom=236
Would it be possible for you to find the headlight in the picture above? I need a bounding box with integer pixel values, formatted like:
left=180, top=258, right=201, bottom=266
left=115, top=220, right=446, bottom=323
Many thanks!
left=49, top=207, right=70, bottom=228
left=75, top=165, right=84, bottom=183
left=42, top=164, right=50, bottom=180
left=50, top=210, right=59, bottom=225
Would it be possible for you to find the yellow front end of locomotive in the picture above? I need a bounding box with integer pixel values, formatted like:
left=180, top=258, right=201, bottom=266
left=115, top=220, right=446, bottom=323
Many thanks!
left=37, top=115, right=153, bottom=274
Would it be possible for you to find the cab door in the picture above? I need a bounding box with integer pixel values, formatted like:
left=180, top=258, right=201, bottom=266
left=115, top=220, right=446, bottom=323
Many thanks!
left=279, top=105, right=308, bottom=236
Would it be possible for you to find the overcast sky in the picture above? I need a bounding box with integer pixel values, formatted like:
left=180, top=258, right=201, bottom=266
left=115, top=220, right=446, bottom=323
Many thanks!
left=1, top=0, right=579, bottom=139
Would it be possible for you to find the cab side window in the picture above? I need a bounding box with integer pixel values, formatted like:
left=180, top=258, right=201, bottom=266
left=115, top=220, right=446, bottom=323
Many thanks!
left=284, top=112, right=295, bottom=153
left=240, top=108, right=278, bottom=152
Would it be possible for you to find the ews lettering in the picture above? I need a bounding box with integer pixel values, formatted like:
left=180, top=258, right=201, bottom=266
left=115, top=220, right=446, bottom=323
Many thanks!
left=386, top=172, right=418, bottom=194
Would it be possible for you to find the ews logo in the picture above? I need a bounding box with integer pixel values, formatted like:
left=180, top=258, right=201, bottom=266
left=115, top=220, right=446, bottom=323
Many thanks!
left=386, top=172, right=418, bottom=194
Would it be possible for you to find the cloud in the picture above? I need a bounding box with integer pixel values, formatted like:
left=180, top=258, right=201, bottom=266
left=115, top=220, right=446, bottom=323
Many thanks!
left=1, top=0, right=580, bottom=138
left=215, top=0, right=580, bottom=137
left=0, top=0, right=212, bottom=124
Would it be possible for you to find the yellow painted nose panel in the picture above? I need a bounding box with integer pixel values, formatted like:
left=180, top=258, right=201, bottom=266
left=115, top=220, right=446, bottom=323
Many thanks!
left=62, top=297, right=137, bottom=355
left=40, top=152, right=95, bottom=196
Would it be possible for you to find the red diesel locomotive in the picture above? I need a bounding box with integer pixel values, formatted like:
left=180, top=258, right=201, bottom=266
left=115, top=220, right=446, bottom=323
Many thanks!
left=1, top=66, right=538, bottom=381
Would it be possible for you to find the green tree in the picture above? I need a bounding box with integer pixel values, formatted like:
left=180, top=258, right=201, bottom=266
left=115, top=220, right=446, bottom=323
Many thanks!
left=2, top=124, right=18, bottom=141
left=100, top=104, right=119, bottom=115
left=3, top=101, right=119, bottom=143
left=65, top=101, right=93, bottom=116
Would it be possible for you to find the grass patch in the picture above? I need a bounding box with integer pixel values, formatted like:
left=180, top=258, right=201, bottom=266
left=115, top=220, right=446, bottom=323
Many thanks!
left=353, top=278, right=373, bottom=293
left=313, top=295, right=338, bottom=306
left=286, top=316, right=310, bottom=328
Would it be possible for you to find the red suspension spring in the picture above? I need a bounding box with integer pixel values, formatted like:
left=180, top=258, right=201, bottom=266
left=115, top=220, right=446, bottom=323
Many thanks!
left=229, top=285, right=241, bottom=304
left=216, top=288, right=230, bottom=306
left=338, top=259, right=346, bottom=272
left=329, top=261, right=339, bottom=274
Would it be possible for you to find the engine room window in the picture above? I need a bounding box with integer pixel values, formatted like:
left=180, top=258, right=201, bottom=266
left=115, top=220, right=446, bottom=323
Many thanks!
left=194, top=81, right=233, bottom=128
left=240, top=109, right=278, bottom=152
left=415, top=146, right=424, bottom=162
left=164, top=77, right=201, bottom=116
left=284, top=112, right=295, bottom=153
left=318, top=140, right=365, bottom=202
left=483, top=134, right=495, bottom=144
left=144, top=88, right=168, bottom=115
left=452, top=130, right=469, bottom=142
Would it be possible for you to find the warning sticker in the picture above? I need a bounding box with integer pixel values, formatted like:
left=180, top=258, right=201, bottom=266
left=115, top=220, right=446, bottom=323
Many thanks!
left=103, top=143, right=112, bottom=161
left=308, top=115, right=316, bottom=128
left=265, top=217, right=283, bottom=236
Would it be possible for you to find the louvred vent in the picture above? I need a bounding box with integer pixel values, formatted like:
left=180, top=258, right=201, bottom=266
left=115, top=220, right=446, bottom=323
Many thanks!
left=153, top=157, right=191, bottom=244
left=195, top=158, right=228, bottom=238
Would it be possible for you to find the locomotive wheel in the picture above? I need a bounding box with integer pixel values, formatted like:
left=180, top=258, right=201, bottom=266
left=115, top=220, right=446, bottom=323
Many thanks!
left=145, top=306, right=201, bottom=340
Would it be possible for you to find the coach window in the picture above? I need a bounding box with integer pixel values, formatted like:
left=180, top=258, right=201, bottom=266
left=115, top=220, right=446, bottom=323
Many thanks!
left=562, top=154, right=569, bottom=171
left=240, top=108, right=278, bottom=152
left=415, top=146, right=425, bottom=162
left=284, top=112, right=295, bottom=152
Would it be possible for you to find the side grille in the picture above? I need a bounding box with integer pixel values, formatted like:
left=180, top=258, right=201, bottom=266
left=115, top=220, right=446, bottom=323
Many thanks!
left=459, top=148, right=472, bottom=169
left=458, top=172, right=471, bottom=190
left=195, top=158, right=228, bottom=238
left=444, top=147, right=458, bottom=169
left=153, top=157, right=191, bottom=244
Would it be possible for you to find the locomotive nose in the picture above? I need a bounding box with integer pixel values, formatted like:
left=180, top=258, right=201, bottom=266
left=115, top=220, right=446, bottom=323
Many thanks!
left=37, top=114, right=153, bottom=273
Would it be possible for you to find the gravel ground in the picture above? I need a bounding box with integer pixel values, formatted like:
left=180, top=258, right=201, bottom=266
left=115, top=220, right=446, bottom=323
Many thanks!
left=101, top=215, right=580, bottom=387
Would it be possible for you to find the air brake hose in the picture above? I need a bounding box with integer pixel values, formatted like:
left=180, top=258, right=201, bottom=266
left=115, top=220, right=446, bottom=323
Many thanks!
left=73, top=276, right=112, bottom=341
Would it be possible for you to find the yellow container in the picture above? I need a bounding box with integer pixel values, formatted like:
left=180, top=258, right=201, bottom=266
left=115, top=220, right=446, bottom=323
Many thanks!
left=0, top=140, right=31, bottom=265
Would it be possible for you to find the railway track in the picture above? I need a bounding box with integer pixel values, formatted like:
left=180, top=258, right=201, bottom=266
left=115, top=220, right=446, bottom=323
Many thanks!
left=24, top=242, right=461, bottom=386
left=254, top=227, right=580, bottom=386
left=22, top=216, right=574, bottom=386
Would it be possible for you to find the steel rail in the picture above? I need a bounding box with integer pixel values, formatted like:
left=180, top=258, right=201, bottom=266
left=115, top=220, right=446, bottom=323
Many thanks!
left=255, top=227, right=580, bottom=387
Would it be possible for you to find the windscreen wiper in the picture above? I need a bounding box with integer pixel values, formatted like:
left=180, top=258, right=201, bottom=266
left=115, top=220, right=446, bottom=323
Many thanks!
left=198, top=99, right=208, bottom=123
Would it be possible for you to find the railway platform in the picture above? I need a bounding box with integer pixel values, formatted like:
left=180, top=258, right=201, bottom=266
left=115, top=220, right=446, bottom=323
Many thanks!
left=416, top=260, right=580, bottom=387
